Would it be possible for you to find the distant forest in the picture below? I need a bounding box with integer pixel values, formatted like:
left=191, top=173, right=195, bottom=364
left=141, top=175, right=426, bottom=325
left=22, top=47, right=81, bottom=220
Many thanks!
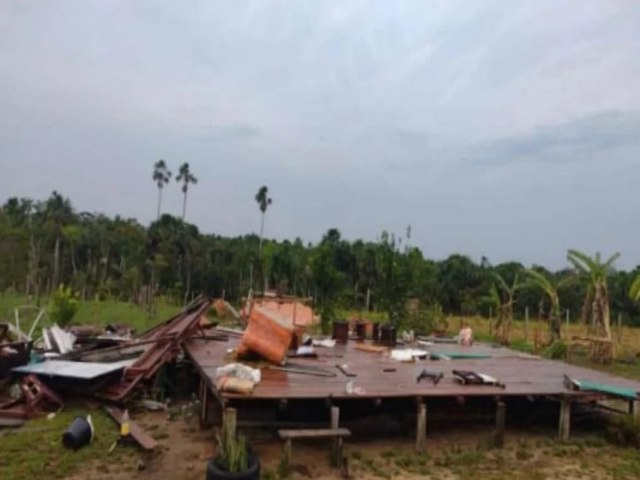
left=1, top=190, right=639, bottom=327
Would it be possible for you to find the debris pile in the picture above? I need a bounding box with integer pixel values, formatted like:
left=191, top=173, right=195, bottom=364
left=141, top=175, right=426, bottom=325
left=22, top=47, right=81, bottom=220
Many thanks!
left=0, top=296, right=215, bottom=448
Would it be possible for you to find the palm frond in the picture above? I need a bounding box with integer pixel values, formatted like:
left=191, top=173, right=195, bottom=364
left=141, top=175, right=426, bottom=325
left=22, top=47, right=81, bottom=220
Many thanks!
left=603, top=252, right=621, bottom=269
left=630, top=276, right=640, bottom=303
left=567, top=249, right=596, bottom=274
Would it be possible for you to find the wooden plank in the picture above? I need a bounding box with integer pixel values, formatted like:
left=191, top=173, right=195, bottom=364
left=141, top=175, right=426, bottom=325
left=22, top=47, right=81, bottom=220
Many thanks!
left=278, top=428, right=351, bottom=439
left=104, top=406, right=157, bottom=450
left=354, top=344, right=388, bottom=353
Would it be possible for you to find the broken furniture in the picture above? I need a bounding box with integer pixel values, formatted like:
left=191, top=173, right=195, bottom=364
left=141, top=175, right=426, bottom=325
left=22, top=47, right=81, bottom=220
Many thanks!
left=237, top=305, right=293, bottom=364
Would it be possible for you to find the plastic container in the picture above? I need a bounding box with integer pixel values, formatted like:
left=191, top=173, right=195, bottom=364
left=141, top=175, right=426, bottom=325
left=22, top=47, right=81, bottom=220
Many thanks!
left=62, top=415, right=94, bottom=450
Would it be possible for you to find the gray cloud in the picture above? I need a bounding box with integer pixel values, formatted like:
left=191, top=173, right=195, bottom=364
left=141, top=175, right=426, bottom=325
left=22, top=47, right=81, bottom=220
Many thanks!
left=1, top=1, right=639, bottom=269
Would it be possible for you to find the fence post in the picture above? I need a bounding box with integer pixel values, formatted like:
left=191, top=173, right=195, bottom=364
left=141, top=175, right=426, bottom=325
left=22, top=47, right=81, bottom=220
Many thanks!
left=489, top=307, right=493, bottom=335
left=524, top=307, right=529, bottom=342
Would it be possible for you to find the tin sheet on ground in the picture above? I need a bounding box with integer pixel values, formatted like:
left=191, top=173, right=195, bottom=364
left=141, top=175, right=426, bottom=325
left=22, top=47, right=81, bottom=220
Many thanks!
left=13, top=360, right=128, bottom=379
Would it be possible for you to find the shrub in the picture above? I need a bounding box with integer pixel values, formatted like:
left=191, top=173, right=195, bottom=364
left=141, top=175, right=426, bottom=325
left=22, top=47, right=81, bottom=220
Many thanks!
left=606, top=415, right=640, bottom=447
left=48, top=285, right=79, bottom=326
left=216, top=432, right=248, bottom=473
left=542, top=340, right=567, bottom=359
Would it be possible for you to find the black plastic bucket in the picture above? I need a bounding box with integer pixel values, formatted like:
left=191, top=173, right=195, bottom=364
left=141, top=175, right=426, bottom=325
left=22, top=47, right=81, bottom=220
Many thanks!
left=63, top=416, right=93, bottom=450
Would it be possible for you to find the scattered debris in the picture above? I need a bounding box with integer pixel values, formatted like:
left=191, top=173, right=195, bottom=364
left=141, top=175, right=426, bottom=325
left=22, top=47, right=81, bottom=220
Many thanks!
left=237, top=306, right=293, bottom=364
left=416, top=369, right=444, bottom=384
left=104, top=406, right=158, bottom=450
left=453, top=370, right=505, bottom=389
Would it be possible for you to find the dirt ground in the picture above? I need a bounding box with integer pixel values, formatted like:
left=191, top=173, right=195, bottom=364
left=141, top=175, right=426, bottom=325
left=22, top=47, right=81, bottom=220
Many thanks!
left=56, top=408, right=640, bottom=480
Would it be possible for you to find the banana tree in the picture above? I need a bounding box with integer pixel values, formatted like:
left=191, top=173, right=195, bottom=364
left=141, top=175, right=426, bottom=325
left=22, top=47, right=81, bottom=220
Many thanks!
left=526, top=269, right=561, bottom=343
left=492, top=272, right=522, bottom=344
left=567, top=249, right=619, bottom=341
left=630, top=275, right=640, bottom=303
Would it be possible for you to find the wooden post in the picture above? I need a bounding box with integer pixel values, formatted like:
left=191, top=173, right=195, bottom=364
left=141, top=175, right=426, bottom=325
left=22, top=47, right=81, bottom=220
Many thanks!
left=566, top=309, right=570, bottom=332
left=330, top=406, right=341, bottom=466
left=415, top=401, right=427, bottom=452
left=524, top=307, right=529, bottom=342
left=494, top=401, right=505, bottom=448
left=558, top=398, right=570, bottom=441
left=223, top=407, right=237, bottom=445
left=489, top=307, right=493, bottom=336
left=284, top=438, right=292, bottom=466
left=629, top=400, right=639, bottom=417
left=199, top=378, right=209, bottom=427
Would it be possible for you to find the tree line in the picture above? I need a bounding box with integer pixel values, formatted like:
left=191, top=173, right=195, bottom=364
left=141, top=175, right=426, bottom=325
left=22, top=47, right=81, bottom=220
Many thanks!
left=1, top=190, right=640, bottom=333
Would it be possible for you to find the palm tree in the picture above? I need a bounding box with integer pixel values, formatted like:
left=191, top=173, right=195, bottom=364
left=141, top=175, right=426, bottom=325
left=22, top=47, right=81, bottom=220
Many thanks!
left=492, top=272, right=522, bottom=344
left=152, top=160, right=172, bottom=220
left=44, top=191, right=73, bottom=291
left=526, top=269, right=561, bottom=343
left=176, top=162, right=198, bottom=221
left=567, top=249, right=619, bottom=341
left=254, top=186, right=272, bottom=257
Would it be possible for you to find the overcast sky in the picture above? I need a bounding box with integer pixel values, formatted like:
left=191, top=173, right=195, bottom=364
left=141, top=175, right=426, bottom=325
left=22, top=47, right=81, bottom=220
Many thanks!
left=1, top=1, right=639, bottom=269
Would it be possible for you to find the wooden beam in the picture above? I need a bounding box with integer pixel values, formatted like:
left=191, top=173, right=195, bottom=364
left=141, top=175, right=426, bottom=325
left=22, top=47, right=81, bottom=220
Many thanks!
left=104, top=406, right=157, bottom=450
left=558, top=398, right=571, bottom=441
left=629, top=400, right=640, bottom=418
left=494, top=401, right=505, bottom=448
left=199, top=377, right=209, bottom=427
left=415, top=401, right=427, bottom=452
left=330, top=406, right=341, bottom=467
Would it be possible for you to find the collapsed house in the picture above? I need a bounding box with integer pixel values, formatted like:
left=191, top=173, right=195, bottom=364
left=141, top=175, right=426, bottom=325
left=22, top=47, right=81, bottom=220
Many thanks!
left=3, top=295, right=640, bottom=458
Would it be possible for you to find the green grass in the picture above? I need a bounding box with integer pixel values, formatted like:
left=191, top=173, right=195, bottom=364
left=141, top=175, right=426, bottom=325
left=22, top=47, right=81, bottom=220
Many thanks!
left=0, top=292, right=180, bottom=334
left=0, top=406, right=134, bottom=480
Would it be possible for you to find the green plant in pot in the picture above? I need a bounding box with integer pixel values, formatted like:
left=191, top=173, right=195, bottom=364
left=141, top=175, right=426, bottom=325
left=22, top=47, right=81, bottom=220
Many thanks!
left=207, top=430, right=260, bottom=480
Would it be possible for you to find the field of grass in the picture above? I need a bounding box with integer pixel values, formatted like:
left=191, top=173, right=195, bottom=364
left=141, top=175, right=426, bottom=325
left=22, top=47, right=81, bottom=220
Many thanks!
left=0, top=292, right=181, bottom=334
left=0, top=405, right=135, bottom=480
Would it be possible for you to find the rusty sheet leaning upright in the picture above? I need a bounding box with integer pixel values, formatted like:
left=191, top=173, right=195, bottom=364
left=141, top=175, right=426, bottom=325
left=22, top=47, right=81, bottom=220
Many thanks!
left=97, top=297, right=212, bottom=402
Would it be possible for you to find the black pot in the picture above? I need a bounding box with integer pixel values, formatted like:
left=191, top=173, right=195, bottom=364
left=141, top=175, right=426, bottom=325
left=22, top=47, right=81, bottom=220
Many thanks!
left=206, top=453, right=260, bottom=480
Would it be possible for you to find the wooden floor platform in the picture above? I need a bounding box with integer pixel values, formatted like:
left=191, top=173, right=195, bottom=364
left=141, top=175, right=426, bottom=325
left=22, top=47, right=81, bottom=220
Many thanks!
left=184, top=332, right=640, bottom=403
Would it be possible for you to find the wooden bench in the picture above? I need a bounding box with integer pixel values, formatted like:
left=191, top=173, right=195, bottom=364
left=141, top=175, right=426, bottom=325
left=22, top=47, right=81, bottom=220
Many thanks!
left=278, top=428, right=351, bottom=466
